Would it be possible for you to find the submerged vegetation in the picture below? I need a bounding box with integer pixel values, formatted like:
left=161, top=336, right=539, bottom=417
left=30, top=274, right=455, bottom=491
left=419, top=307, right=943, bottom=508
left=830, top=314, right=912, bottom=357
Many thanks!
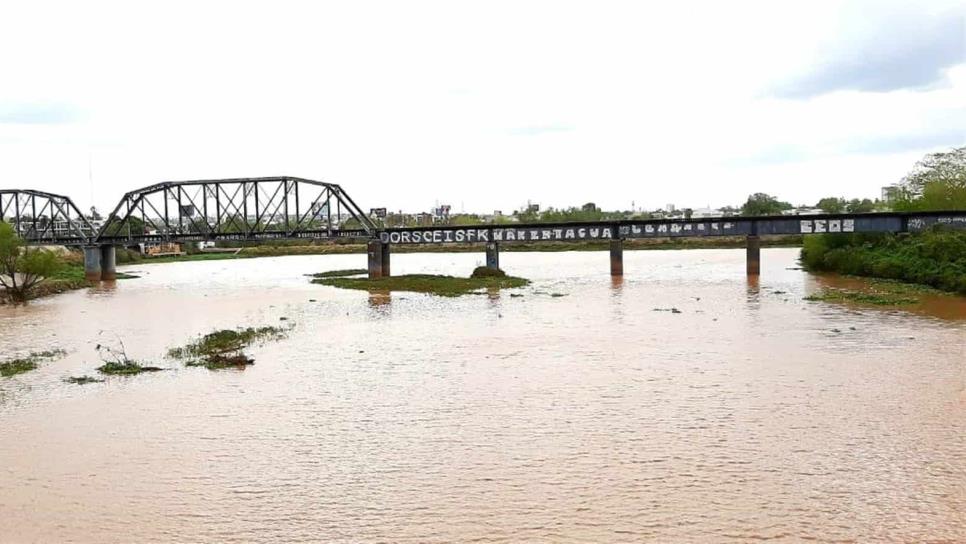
left=313, top=267, right=529, bottom=297
left=804, top=278, right=946, bottom=306
left=167, top=326, right=289, bottom=369
left=95, top=340, right=163, bottom=375
left=0, top=349, right=66, bottom=377
left=65, top=375, right=105, bottom=385
left=308, top=269, right=368, bottom=279
left=804, top=289, right=918, bottom=306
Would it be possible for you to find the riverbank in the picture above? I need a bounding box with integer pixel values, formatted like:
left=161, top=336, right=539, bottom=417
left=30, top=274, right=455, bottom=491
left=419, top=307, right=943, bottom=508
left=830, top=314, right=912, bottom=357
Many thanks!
left=140, top=234, right=804, bottom=264
left=0, top=258, right=137, bottom=306
left=800, top=229, right=966, bottom=295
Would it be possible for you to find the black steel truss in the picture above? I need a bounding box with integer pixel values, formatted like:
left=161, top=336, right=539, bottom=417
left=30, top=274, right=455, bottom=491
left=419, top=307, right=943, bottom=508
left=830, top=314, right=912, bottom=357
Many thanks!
left=0, top=189, right=95, bottom=244
left=96, top=176, right=375, bottom=243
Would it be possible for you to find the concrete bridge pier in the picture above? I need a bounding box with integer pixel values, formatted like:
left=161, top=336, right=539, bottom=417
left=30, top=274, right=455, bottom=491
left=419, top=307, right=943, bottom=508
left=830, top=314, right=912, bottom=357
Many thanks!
left=485, top=242, right=500, bottom=271
left=610, top=239, right=623, bottom=277
left=83, top=246, right=102, bottom=282
left=367, top=240, right=391, bottom=279
left=100, top=245, right=117, bottom=281
left=746, top=235, right=761, bottom=276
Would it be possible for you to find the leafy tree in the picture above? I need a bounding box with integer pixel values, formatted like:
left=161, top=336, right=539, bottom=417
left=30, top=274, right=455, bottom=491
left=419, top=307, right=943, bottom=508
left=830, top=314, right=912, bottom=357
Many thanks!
left=816, top=197, right=846, bottom=214
left=0, top=222, right=63, bottom=304
left=846, top=198, right=876, bottom=213
left=741, top=193, right=793, bottom=216
left=893, top=146, right=966, bottom=211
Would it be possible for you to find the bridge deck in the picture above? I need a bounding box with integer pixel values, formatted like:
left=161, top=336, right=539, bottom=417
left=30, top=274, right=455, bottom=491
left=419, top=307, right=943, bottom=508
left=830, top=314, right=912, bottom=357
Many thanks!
left=377, top=210, right=966, bottom=245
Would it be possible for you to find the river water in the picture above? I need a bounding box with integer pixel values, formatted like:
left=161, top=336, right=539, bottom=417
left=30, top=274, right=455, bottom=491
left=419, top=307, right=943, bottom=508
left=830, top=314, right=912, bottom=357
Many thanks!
left=0, top=248, right=963, bottom=543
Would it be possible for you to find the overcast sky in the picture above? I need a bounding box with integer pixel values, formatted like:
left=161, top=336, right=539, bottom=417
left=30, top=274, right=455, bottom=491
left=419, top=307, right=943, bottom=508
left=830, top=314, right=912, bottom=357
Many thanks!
left=1, top=0, right=963, bottom=214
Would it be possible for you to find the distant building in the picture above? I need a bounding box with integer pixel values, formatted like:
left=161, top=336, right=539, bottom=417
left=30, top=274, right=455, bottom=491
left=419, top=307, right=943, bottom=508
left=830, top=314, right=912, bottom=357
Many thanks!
left=782, top=207, right=823, bottom=216
left=433, top=205, right=451, bottom=221
left=416, top=212, right=433, bottom=226
left=691, top=207, right=723, bottom=219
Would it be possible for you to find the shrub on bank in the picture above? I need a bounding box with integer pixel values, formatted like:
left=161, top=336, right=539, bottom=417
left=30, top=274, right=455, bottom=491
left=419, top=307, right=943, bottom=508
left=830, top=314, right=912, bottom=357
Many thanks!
left=800, top=228, right=966, bottom=295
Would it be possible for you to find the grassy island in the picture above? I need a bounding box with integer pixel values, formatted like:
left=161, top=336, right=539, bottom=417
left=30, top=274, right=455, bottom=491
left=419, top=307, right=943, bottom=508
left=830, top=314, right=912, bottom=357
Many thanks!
left=312, top=267, right=529, bottom=297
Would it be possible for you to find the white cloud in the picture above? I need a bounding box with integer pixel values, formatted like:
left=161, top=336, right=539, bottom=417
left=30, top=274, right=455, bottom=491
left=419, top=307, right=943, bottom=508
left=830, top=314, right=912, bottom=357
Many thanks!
left=0, top=0, right=963, bottom=214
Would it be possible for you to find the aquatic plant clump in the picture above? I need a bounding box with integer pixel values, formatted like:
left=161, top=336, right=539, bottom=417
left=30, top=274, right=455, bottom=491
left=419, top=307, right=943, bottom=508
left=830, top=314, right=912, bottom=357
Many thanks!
left=93, top=339, right=163, bottom=375
left=803, top=289, right=918, bottom=306
left=308, top=269, right=368, bottom=279
left=65, top=375, right=105, bottom=385
left=313, top=272, right=529, bottom=297
left=167, top=326, right=288, bottom=370
left=0, top=349, right=67, bottom=377
left=97, top=361, right=164, bottom=375
left=470, top=266, right=507, bottom=279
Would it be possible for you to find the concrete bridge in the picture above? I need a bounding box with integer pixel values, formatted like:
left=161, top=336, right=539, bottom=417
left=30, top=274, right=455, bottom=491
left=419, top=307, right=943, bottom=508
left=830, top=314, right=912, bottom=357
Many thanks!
left=2, top=176, right=965, bottom=281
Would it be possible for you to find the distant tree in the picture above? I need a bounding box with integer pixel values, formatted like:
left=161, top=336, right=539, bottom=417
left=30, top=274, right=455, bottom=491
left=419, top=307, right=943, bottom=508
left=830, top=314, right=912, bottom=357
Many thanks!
left=816, top=197, right=846, bottom=214
left=449, top=214, right=484, bottom=226
left=0, top=222, right=63, bottom=304
left=741, top=193, right=793, bottom=216
left=581, top=202, right=598, bottom=213
left=684, top=208, right=693, bottom=220
left=846, top=198, right=875, bottom=213
left=890, top=146, right=966, bottom=211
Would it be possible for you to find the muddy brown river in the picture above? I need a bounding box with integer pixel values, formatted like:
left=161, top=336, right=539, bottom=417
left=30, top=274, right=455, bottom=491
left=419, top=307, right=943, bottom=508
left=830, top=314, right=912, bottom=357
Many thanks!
left=1, top=248, right=964, bottom=543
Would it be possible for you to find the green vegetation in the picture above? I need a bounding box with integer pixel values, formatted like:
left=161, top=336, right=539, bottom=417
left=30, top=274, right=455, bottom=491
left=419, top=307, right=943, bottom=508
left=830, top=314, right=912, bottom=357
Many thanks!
left=0, top=230, right=141, bottom=304
left=313, top=268, right=529, bottom=297
left=801, top=229, right=966, bottom=295
left=804, top=288, right=918, bottom=306
left=741, top=193, right=793, bottom=216
left=801, top=149, right=966, bottom=295
left=97, top=361, right=164, bottom=375
left=95, top=340, right=162, bottom=375
left=0, top=349, right=66, bottom=377
left=308, top=268, right=367, bottom=278
left=815, top=197, right=877, bottom=214
left=469, top=266, right=506, bottom=278
left=65, top=375, right=105, bottom=385
left=0, top=222, right=64, bottom=304
left=891, top=146, right=966, bottom=212
left=167, top=326, right=288, bottom=369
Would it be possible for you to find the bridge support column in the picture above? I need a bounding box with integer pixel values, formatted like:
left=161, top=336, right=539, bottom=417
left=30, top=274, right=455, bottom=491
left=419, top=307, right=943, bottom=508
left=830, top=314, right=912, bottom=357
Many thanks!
left=610, top=239, right=623, bottom=277
left=83, top=246, right=102, bottom=282
left=367, top=240, right=391, bottom=279
left=485, top=242, right=500, bottom=271
left=100, top=245, right=117, bottom=281
left=746, top=235, right=761, bottom=276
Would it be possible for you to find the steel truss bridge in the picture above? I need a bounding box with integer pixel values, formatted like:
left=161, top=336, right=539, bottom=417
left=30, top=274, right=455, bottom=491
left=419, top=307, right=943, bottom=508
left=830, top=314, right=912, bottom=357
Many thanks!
left=1, top=175, right=965, bottom=250
left=1, top=177, right=375, bottom=246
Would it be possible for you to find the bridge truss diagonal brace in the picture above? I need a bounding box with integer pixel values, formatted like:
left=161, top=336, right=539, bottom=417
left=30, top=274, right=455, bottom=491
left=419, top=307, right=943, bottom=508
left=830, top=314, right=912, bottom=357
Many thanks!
left=0, top=190, right=95, bottom=245
left=94, top=176, right=376, bottom=244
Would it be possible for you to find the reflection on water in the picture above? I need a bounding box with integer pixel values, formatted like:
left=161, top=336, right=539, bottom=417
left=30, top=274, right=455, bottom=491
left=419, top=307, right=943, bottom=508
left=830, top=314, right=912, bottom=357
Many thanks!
left=1, top=248, right=964, bottom=543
